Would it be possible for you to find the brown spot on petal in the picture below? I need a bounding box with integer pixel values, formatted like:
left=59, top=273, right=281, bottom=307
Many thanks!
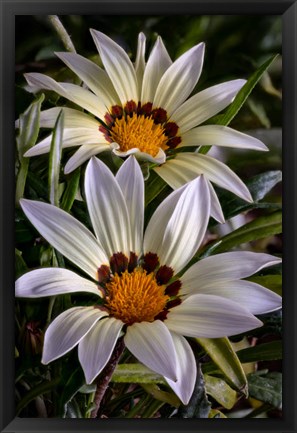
left=143, top=252, right=159, bottom=273
left=164, top=122, right=179, bottom=138
left=128, top=252, right=138, bottom=272
left=111, top=105, right=123, bottom=119
left=156, top=265, right=174, bottom=285
left=165, top=280, right=181, bottom=297
left=167, top=136, right=182, bottom=149
left=151, top=108, right=167, bottom=124
left=124, top=100, right=137, bottom=116
left=98, top=264, right=110, bottom=284
left=110, top=252, right=129, bottom=275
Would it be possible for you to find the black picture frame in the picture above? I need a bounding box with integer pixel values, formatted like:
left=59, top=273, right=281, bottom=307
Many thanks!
left=1, top=0, right=296, bottom=432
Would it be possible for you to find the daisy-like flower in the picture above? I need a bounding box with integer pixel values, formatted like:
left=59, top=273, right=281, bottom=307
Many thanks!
left=15, top=156, right=281, bottom=405
left=21, top=30, right=268, bottom=222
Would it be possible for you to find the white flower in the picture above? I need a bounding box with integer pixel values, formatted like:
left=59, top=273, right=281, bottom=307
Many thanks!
left=20, top=30, right=268, bottom=223
left=15, top=156, right=281, bottom=405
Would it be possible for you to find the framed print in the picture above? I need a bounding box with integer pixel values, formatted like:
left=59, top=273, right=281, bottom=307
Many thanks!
left=1, top=0, right=296, bottom=432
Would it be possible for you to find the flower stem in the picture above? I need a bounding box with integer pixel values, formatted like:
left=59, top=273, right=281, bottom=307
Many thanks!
left=48, top=15, right=76, bottom=53
left=90, top=337, right=125, bottom=418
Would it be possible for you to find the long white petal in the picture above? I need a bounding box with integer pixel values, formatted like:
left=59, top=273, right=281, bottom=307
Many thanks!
left=112, top=143, right=166, bottom=164
left=165, top=332, right=196, bottom=405
left=90, top=29, right=138, bottom=105
left=124, top=320, right=177, bottom=382
left=144, top=185, right=187, bottom=257
left=141, top=36, right=172, bottom=104
left=171, top=79, right=246, bottom=133
left=56, top=52, right=120, bottom=107
left=64, top=143, right=109, bottom=174
left=20, top=199, right=108, bottom=279
left=25, top=73, right=106, bottom=118
left=135, top=32, right=146, bottom=98
left=42, top=306, right=107, bottom=364
left=181, top=251, right=282, bottom=287
left=206, top=178, right=225, bottom=223
left=39, top=107, right=100, bottom=129
left=85, top=157, right=132, bottom=258
left=157, top=176, right=210, bottom=273
left=154, top=152, right=253, bottom=202
left=25, top=128, right=104, bottom=157
left=115, top=157, right=144, bottom=255
left=180, top=125, right=268, bottom=151
left=153, top=43, right=205, bottom=115
left=181, top=279, right=281, bottom=315
left=78, top=317, right=123, bottom=384
left=15, top=268, right=102, bottom=298
left=165, top=294, right=263, bottom=338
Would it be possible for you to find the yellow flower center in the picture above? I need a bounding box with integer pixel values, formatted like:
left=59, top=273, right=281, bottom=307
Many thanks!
left=109, top=113, right=169, bottom=157
left=105, top=268, right=169, bottom=325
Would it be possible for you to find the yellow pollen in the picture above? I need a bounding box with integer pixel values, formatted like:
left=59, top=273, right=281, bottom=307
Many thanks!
left=105, top=268, right=169, bottom=325
left=110, top=113, right=169, bottom=157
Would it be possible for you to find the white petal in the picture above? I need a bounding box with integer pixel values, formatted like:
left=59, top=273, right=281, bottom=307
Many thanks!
left=78, top=317, right=123, bottom=384
left=180, top=125, right=268, bottom=151
left=39, top=107, right=100, bottom=129
left=15, top=268, right=102, bottom=298
left=90, top=29, right=138, bottom=105
left=153, top=43, right=205, bottom=115
left=135, top=32, right=146, bottom=97
left=55, top=52, right=120, bottom=107
left=25, top=128, right=104, bottom=157
left=42, top=306, right=107, bottom=364
left=141, top=36, right=172, bottom=104
left=115, top=157, right=144, bottom=255
left=64, top=144, right=109, bottom=174
left=157, top=176, right=210, bottom=273
left=181, top=251, right=282, bottom=287
left=171, top=79, right=246, bottom=133
left=206, top=178, right=225, bottom=223
left=181, top=279, right=281, bottom=315
left=155, top=152, right=253, bottom=202
left=85, top=157, right=132, bottom=258
left=165, top=294, right=263, bottom=338
left=24, top=73, right=107, bottom=119
left=124, top=320, right=177, bottom=381
left=165, top=332, right=196, bottom=405
left=144, top=184, right=187, bottom=257
left=20, top=199, right=108, bottom=279
left=112, top=143, right=166, bottom=164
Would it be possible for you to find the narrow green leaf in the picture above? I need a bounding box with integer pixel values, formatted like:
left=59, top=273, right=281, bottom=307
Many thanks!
left=215, top=55, right=277, bottom=127
left=111, top=363, right=166, bottom=384
left=208, top=409, right=227, bottom=418
left=57, top=367, right=85, bottom=417
left=204, top=374, right=237, bottom=409
left=141, top=384, right=180, bottom=407
left=247, top=371, right=282, bottom=409
left=61, top=168, right=81, bottom=212
left=207, top=211, right=282, bottom=254
left=218, top=170, right=282, bottom=222
left=198, top=337, right=247, bottom=394
left=236, top=340, right=282, bottom=364
left=16, top=377, right=61, bottom=415
left=145, top=170, right=168, bottom=206
left=15, top=248, right=28, bottom=278
left=49, top=109, right=64, bottom=206
left=247, top=274, right=282, bottom=296
left=15, top=94, right=44, bottom=205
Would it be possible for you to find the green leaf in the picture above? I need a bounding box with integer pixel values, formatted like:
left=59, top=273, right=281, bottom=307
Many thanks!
left=218, top=170, right=282, bottom=222
left=145, top=170, right=168, bottom=206
left=49, top=109, right=64, bottom=206
left=236, top=340, right=282, bottom=364
left=178, top=364, right=211, bottom=418
left=15, top=248, right=28, bottom=278
left=141, top=384, right=180, bottom=407
left=204, top=374, right=237, bottom=409
left=207, top=211, right=282, bottom=254
left=247, top=274, right=282, bottom=296
left=214, top=55, right=277, bottom=127
left=198, top=337, right=247, bottom=394
left=57, top=367, right=86, bottom=417
left=15, top=94, right=44, bottom=205
left=111, top=363, right=166, bottom=384
left=247, top=371, right=282, bottom=408
left=208, top=409, right=227, bottom=418
left=16, top=377, right=61, bottom=415
left=61, top=168, right=81, bottom=212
